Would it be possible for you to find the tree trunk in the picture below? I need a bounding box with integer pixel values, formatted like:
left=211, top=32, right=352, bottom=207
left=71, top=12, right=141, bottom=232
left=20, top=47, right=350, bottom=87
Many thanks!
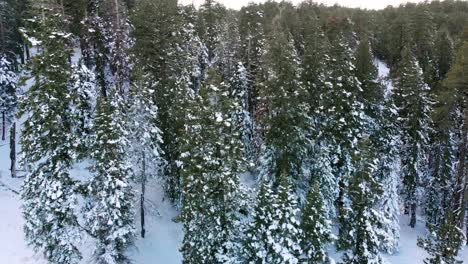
left=20, top=40, right=25, bottom=65
left=409, top=202, right=417, bottom=228
left=404, top=202, right=410, bottom=215
left=140, top=152, right=146, bottom=238
left=10, top=122, right=16, bottom=178
left=25, top=43, right=30, bottom=61
left=2, top=111, right=5, bottom=141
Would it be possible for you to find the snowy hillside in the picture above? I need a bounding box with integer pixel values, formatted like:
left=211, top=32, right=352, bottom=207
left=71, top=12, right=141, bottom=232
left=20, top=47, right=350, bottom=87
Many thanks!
left=1, top=60, right=466, bottom=264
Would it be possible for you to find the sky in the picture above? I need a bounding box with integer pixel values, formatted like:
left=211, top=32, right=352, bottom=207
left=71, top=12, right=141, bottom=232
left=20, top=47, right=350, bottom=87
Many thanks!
left=178, top=0, right=427, bottom=10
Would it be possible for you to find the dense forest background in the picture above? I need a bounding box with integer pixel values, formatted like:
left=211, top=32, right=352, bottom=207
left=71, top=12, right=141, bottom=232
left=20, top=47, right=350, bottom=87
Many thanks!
left=0, top=0, right=467, bottom=263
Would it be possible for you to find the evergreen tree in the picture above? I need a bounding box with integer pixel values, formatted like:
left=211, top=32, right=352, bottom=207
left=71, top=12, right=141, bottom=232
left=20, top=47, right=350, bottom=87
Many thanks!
left=243, top=179, right=302, bottom=264
left=258, top=24, right=311, bottom=195
left=341, top=139, right=387, bottom=264
left=424, top=123, right=456, bottom=231
left=19, top=1, right=81, bottom=262
left=355, top=36, right=400, bottom=253
left=0, top=0, right=21, bottom=60
left=425, top=28, right=456, bottom=232
left=433, top=27, right=454, bottom=83
left=180, top=69, right=247, bottom=263
left=301, top=180, right=334, bottom=264
left=85, top=96, right=135, bottom=264
left=418, top=209, right=465, bottom=264
left=68, top=62, right=97, bottom=156
left=243, top=182, right=277, bottom=263
left=379, top=11, right=412, bottom=65
left=238, top=3, right=267, bottom=154
left=297, top=4, right=338, bottom=219
left=126, top=72, right=165, bottom=238
left=132, top=0, right=205, bottom=205
left=197, top=0, right=226, bottom=65
left=229, top=62, right=256, bottom=164
left=392, top=46, right=432, bottom=228
left=81, top=0, right=131, bottom=97
left=440, top=25, right=468, bottom=241
left=355, top=37, right=384, bottom=120
left=0, top=55, right=17, bottom=141
left=297, top=4, right=329, bottom=114
left=411, top=6, right=436, bottom=87
left=80, top=0, right=108, bottom=95
left=322, top=32, right=366, bottom=250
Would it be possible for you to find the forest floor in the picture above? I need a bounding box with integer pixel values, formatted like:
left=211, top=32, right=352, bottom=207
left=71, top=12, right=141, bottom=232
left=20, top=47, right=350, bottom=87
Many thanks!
left=0, top=60, right=466, bottom=264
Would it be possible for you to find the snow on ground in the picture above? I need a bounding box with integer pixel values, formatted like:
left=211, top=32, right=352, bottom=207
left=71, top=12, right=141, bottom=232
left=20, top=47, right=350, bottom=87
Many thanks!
left=0, top=127, right=182, bottom=263
left=130, top=180, right=183, bottom=264
left=374, top=58, right=394, bottom=98
left=0, top=126, right=46, bottom=264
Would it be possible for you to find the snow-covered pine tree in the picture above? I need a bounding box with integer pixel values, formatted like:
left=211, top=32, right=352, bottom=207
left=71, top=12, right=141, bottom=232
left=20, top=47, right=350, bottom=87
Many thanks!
left=424, top=126, right=456, bottom=231
left=238, top=3, right=267, bottom=156
left=411, top=6, right=437, bottom=88
left=102, top=0, right=132, bottom=96
left=217, top=11, right=256, bottom=165
left=354, top=37, right=384, bottom=120
left=392, top=46, right=432, bottom=228
left=0, top=0, right=21, bottom=60
left=228, top=61, right=256, bottom=165
left=0, top=55, right=17, bottom=141
left=81, top=0, right=132, bottom=98
left=126, top=71, right=165, bottom=238
left=321, top=31, right=366, bottom=250
left=80, top=0, right=107, bottom=95
left=243, top=181, right=277, bottom=263
left=374, top=120, right=401, bottom=255
left=273, top=175, right=303, bottom=263
left=355, top=36, right=400, bottom=253
left=341, top=139, right=387, bottom=264
left=258, top=22, right=311, bottom=195
left=296, top=5, right=338, bottom=218
left=243, top=178, right=302, bottom=264
left=0, top=0, right=20, bottom=177
left=132, top=0, right=206, bottom=206
left=218, top=10, right=242, bottom=79
left=68, top=62, right=97, bottom=157
left=297, top=4, right=329, bottom=115
left=424, top=27, right=455, bottom=238
left=443, top=25, right=468, bottom=240
left=301, top=180, right=334, bottom=264
left=0, top=0, right=18, bottom=142
left=417, top=209, right=465, bottom=264
left=85, top=96, right=135, bottom=264
left=180, top=69, right=247, bottom=263
left=19, top=1, right=81, bottom=263
left=197, top=0, right=226, bottom=65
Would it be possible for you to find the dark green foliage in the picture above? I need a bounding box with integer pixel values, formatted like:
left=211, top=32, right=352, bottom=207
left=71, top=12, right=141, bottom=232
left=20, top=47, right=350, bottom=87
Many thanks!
left=180, top=69, right=247, bottom=263
left=418, top=210, right=465, bottom=264
left=258, top=22, right=312, bottom=192
left=392, top=46, right=432, bottom=228
left=85, top=96, right=135, bottom=264
left=19, top=1, right=81, bottom=263
left=10, top=1, right=468, bottom=263
left=433, top=28, right=454, bottom=82
left=301, top=181, right=334, bottom=263
left=341, top=139, right=386, bottom=264
left=243, top=179, right=302, bottom=264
